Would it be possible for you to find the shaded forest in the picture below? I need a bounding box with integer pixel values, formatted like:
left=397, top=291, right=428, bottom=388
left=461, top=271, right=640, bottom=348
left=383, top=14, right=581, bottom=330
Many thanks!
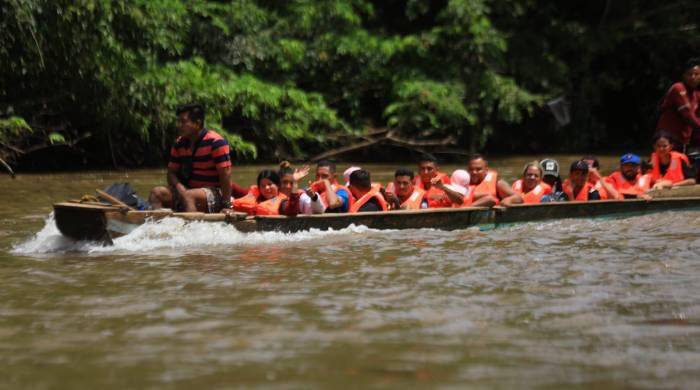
left=1, top=0, right=698, bottom=170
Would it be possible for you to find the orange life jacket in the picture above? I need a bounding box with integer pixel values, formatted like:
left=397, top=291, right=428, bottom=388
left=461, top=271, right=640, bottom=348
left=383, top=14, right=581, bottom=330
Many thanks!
left=587, top=179, right=610, bottom=200
left=451, top=188, right=474, bottom=208
left=562, top=180, right=595, bottom=201
left=511, top=180, right=551, bottom=204
left=650, top=151, right=689, bottom=183
left=254, top=193, right=288, bottom=216
left=606, top=172, right=651, bottom=198
left=414, top=172, right=452, bottom=208
left=349, top=186, right=388, bottom=213
left=512, top=179, right=551, bottom=194
left=385, top=182, right=426, bottom=210
left=232, top=185, right=260, bottom=215
left=470, top=170, right=498, bottom=197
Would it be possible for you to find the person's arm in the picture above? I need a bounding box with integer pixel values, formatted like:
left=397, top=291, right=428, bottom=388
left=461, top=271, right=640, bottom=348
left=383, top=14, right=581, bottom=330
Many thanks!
left=598, top=176, right=619, bottom=200
left=669, top=86, right=700, bottom=129
left=280, top=193, right=301, bottom=216
left=501, top=193, right=524, bottom=206
left=304, top=189, right=326, bottom=214
left=320, top=180, right=343, bottom=209
left=432, top=177, right=464, bottom=205
left=496, top=179, right=515, bottom=199
left=673, top=160, right=697, bottom=187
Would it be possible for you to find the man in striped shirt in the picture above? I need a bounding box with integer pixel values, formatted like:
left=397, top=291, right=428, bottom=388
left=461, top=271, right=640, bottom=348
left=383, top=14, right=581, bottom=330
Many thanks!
left=149, top=104, right=233, bottom=213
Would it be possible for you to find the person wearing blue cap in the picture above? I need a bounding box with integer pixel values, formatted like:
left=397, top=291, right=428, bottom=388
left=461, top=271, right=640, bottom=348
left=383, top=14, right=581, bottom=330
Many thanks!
left=603, top=153, right=652, bottom=200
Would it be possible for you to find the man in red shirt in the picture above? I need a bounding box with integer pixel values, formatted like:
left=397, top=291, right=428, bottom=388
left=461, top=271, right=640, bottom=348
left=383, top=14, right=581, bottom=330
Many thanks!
left=149, top=104, right=233, bottom=213
left=656, top=58, right=700, bottom=151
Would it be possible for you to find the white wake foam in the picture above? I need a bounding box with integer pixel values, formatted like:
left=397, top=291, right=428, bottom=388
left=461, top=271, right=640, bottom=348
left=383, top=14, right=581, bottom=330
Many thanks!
left=11, top=213, right=98, bottom=255
left=12, top=214, right=376, bottom=255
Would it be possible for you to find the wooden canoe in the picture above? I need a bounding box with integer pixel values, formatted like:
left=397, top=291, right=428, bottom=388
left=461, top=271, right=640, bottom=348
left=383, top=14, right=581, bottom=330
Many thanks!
left=53, top=185, right=700, bottom=243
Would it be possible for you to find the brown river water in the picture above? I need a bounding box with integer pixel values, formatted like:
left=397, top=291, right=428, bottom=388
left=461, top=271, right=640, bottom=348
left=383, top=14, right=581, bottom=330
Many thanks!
left=2, top=156, right=700, bottom=388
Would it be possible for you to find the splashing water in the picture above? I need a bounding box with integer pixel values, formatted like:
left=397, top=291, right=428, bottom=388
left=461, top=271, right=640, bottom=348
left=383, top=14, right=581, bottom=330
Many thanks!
left=12, top=213, right=378, bottom=255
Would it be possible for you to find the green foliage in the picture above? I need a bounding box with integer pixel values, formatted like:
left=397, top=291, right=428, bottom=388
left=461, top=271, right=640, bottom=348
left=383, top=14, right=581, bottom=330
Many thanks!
left=0, top=116, right=32, bottom=144
left=4, top=0, right=693, bottom=167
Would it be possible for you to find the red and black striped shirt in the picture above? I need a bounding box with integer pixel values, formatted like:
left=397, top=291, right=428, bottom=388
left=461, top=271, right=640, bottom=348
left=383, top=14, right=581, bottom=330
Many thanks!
left=167, top=129, right=231, bottom=188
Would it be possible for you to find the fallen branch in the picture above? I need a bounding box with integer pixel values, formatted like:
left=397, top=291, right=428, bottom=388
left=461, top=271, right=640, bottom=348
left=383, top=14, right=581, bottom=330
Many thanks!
left=0, top=156, right=15, bottom=179
left=309, top=127, right=459, bottom=161
left=310, top=138, right=384, bottom=162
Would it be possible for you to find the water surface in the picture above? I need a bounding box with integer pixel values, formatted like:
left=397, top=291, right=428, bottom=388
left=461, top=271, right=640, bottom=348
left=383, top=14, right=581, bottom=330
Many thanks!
left=2, top=158, right=700, bottom=388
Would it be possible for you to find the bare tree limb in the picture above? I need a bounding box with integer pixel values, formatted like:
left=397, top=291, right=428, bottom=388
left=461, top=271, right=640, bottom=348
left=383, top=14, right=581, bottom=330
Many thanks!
left=0, top=156, right=15, bottom=178
left=310, top=137, right=384, bottom=162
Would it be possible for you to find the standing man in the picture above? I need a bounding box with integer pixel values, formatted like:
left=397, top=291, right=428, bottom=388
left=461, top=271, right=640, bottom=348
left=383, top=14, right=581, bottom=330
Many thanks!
left=149, top=104, right=232, bottom=213
left=656, top=58, right=700, bottom=151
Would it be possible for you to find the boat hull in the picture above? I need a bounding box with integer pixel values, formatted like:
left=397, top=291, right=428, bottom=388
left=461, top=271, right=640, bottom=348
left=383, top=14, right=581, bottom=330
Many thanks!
left=52, top=186, right=700, bottom=243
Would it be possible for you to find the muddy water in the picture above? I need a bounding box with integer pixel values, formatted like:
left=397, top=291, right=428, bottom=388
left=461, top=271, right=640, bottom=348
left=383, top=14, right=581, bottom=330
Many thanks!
left=2, top=157, right=700, bottom=388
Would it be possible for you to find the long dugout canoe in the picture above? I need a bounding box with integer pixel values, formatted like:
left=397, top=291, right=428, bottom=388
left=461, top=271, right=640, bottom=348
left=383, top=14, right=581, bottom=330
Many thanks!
left=53, top=185, right=700, bottom=242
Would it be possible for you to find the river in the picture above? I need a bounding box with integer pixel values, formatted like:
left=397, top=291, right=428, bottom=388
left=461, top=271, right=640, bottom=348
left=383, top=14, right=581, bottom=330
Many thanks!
left=2, top=157, right=700, bottom=388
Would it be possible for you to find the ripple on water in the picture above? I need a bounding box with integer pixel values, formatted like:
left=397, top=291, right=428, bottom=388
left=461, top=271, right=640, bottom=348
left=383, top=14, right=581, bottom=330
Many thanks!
left=4, top=209, right=700, bottom=387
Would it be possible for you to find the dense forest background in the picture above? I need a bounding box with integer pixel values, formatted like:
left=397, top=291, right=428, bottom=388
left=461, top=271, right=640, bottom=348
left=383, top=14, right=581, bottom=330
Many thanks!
left=1, top=0, right=698, bottom=170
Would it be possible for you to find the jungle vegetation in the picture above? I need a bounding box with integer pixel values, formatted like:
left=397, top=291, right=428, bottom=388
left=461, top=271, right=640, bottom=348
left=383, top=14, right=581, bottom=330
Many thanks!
left=1, top=0, right=698, bottom=170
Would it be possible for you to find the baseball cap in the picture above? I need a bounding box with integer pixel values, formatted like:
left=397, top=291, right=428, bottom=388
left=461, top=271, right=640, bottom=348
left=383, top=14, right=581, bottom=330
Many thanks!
left=539, top=158, right=560, bottom=178
left=620, top=153, right=641, bottom=165
left=570, top=160, right=590, bottom=173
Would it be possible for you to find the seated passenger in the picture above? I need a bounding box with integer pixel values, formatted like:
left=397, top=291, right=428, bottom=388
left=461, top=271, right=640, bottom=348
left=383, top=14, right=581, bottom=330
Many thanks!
left=311, top=160, right=351, bottom=213
left=444, top=169, right=472, bottom=207
left=539, top=158, right=567, bottom=202
left=347, top=169, right=388, bottom=213
left=649, top=133, right=697, bottom=189
left=384, top=168, right=428, bottom=210
left=467, top=154, right=514, bottom=207
left=149, top=103, right=232, bottom=213
left=604, top=153, right=652, bottom=200
left=278, top=162, right=325, bottom=214
left=580, top=155, right=617, bottom=199
left=233, top=170, right=296, bottom=215
left=343, top=166, right=361, bottom=186
left=502, top=161, right=552, bottom=206
left=562, top=160, right=601, bottom=201
left=415, top=153, right=452, bottom=208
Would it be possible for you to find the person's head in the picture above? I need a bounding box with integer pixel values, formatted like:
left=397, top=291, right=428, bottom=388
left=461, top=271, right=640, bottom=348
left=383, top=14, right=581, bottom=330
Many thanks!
left=540, top=158, right=561, bottom=187
left=522, top=161, right=542, bottom=192
left=393, top=167, right=415, bottom=198
left=619, top=153, right=641, bottom=181
left=343, top=166, right=361, bottom=185
left=257, top=169, right=280, bottom=200
left=418, top=153, right=439, bottom=184
left=176, top=103, right=205, bottom=138
left=681, top=58, right=700, bottom=89
left=653, top=132, right=675, bottom=158
left=316, top=160, right=337, bottom=182
left=467, top=154, right=488, bottom=184
left=278, top=161, right=295, bottom=196
left=348, top=169, right=372, bottom=198
left=450, top=169, right=470, bottom=188
left=569, top=160, right=589, bottom=188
